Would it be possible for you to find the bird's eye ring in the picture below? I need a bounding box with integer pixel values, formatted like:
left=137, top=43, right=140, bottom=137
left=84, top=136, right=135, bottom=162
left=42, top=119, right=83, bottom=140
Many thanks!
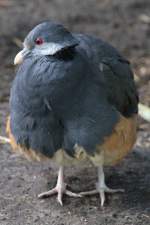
left=35, top=37, right=44, bottom=45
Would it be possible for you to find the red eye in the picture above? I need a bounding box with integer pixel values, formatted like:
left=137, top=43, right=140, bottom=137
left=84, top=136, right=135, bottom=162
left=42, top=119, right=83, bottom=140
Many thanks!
left=35, top=37, right=44, bottom=45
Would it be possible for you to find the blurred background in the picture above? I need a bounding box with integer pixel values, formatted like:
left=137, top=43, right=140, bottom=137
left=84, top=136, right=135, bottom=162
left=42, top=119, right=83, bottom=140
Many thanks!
left=0, top=0, right=150, bottom=224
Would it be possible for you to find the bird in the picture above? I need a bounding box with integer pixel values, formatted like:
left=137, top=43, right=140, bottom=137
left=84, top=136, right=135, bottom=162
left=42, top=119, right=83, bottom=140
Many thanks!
left=7, top=21, right=138, bottom=206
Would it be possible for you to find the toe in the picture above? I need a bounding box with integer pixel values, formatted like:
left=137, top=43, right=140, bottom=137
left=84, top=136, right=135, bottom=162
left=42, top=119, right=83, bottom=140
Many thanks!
left=38, top=188, right=57, bottom=198
left=99, top=190, right=105, bottom=207
left=65, top=190, right=82, bottom=197
left=79, top=190, right=98, bottom=196
left=57, top=193, right=63, bottom=206
left=105, top=187, right=125, bottom=193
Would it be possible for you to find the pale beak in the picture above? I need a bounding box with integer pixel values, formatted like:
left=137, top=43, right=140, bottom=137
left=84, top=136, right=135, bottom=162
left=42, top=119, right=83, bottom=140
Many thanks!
left=14, top=48, right=30, bottom=65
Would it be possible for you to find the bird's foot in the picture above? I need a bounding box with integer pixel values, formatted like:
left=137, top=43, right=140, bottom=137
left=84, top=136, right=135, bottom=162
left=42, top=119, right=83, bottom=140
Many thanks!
left=38, top=182, right=82, bottom=206
left=96, top=183, right=124, bottom=207
left=79, top=185, right=124, bottom=206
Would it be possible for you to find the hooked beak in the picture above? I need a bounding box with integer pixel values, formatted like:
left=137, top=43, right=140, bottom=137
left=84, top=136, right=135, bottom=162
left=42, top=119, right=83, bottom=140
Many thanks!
left=14, top=48, right=30, bottom=65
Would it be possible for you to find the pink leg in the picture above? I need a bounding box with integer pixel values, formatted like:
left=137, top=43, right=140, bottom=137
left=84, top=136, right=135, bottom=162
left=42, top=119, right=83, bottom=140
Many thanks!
left=79, top=166, right=124, bottom=206
left=38, top=166, right=81, bottom=205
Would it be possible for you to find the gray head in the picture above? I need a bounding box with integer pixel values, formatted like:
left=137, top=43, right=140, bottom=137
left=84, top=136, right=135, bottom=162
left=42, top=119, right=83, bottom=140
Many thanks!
left=14, top=21, right=78, bottom=65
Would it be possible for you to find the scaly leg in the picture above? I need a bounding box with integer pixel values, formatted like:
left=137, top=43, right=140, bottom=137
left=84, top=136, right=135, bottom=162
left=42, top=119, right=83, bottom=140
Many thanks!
left=38, top=166, right=81, bottom=205
left=80, top=165, right=124, bottom=206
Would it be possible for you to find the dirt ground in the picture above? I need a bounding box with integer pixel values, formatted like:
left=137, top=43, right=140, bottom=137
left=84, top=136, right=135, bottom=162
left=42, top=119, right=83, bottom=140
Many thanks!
left=0, top=0, right=150, bottom=224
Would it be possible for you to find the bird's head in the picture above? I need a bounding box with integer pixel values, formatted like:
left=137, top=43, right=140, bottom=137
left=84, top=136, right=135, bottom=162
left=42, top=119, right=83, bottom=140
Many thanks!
left=14, top=21, right=79, bottom=65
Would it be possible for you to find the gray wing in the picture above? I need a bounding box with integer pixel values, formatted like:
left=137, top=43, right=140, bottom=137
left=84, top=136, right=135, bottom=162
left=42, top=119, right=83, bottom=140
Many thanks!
left=75, top=34, right=139, bottom=117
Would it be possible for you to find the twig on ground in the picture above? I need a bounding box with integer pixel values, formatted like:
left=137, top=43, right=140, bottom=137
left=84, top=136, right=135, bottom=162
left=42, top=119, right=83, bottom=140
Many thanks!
left=139, top=14, right=150, bottom=24
left=138, top=103, right=150, bottom=122
left=0, top=136, right=10, bottom=144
